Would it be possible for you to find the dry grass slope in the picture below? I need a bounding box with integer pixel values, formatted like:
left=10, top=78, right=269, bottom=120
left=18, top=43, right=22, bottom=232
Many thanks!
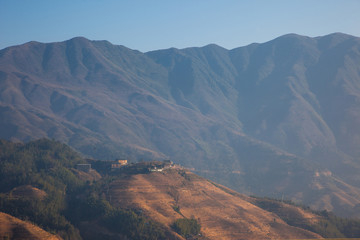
left=109, top=169, right=322, bottom=240
left=10, top=185, right=47, bottom=200
left=0, top=212, right=61, bottom=240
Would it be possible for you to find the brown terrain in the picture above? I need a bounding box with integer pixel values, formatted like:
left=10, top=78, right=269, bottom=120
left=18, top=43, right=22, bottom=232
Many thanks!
left=306, top=171, right=360, bottom=218
left=108, top=169, right=322, bottom=240
left=10, top=185, right=47, bottom=200
left=0, top=212, right=61, bottom=240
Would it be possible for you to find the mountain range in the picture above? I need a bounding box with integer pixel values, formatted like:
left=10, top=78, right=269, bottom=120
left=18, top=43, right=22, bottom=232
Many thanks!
left=1, top=33, right=360, bottom=217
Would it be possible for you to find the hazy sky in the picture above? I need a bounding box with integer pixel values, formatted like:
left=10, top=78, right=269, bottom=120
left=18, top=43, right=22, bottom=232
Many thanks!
left=1, top=0, right=359, bottom=52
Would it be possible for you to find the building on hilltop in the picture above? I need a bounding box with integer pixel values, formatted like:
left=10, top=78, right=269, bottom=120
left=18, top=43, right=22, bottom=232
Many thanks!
left=111, top=159, right=128, bottom=170
left=163, top=159, right=174, bottom=170
left=147, top=160, right=174, bottom=172
left=149, top=166, right=163, bottom=172
left=76, top=164, right=91, bottom=173
left=117, top=159, right=128, bottom=165
left=163, top=159, right=173, bottom=165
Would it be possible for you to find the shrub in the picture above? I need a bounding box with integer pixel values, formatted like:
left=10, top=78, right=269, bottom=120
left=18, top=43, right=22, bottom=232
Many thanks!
left=172, top=217, right=201, bottom=238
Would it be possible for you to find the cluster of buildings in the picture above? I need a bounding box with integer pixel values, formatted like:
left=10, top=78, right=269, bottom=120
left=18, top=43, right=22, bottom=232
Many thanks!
left=111, top=159, right=128, bottom=170
left=76, top=159, right=176, bottom=174
left=148, top=160, right=174, bottom=172
left=76, top=163, right=92, bottom=173
left=76, top=159, right=128, bottom=173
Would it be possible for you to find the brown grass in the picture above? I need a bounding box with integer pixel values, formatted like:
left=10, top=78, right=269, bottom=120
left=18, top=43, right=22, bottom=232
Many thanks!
left=0, top=212, right=61, bottom=240
left=10, top=185, right=47, bottom=200
left=109, top=169, right=322, bottom=240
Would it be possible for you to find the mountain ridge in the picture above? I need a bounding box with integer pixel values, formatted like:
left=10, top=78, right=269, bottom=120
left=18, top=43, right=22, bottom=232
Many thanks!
left=1, top=33, right=360, bottom=216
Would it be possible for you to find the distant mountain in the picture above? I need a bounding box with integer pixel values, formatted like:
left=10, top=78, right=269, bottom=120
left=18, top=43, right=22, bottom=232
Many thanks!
left=1, top=33, right=360, bottom=216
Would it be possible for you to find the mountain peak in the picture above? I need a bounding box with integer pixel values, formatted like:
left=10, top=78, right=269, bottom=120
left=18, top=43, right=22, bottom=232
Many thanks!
left=201, top=43, right=229, bottom=51
left=67, top=36, right=91, bottom=43
left=269, top=33, right=315, bottom=45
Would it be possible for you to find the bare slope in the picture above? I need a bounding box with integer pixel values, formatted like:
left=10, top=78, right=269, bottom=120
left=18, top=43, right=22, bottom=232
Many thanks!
left=10, top=185, right=47, bottom=200
left=109, top=169, right=321, bottom=240
left=0, top=212, right=61, bottom=240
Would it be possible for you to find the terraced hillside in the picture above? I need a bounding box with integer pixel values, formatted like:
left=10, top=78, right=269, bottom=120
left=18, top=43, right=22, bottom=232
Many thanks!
left=109, top=169, right=322, bottom=240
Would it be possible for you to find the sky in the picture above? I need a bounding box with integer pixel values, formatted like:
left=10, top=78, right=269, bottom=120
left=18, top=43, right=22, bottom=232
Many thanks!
left=1, top=0, right=360, bottom=52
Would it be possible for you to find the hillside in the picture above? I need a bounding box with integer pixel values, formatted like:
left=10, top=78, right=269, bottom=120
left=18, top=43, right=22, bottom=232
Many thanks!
left=0, top=139, right=85, bottom=239
left=10, top=185, right=47, bottom=200
left=1, top=33, right=360, bottom=216
left=108, top=169, right=322, bottom=239
left=0, top=212, right=61, bottom=240
left=1, top=139, right=360, bottom=239
left=0, top=139, right=170, bottom=240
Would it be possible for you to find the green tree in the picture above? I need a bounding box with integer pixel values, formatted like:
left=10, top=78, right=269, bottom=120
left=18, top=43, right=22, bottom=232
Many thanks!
left=172, top=217, right=201, bottom=238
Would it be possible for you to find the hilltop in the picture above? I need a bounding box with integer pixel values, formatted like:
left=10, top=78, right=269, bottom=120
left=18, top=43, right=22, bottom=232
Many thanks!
left=1, top=139, right=360, bottom=239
